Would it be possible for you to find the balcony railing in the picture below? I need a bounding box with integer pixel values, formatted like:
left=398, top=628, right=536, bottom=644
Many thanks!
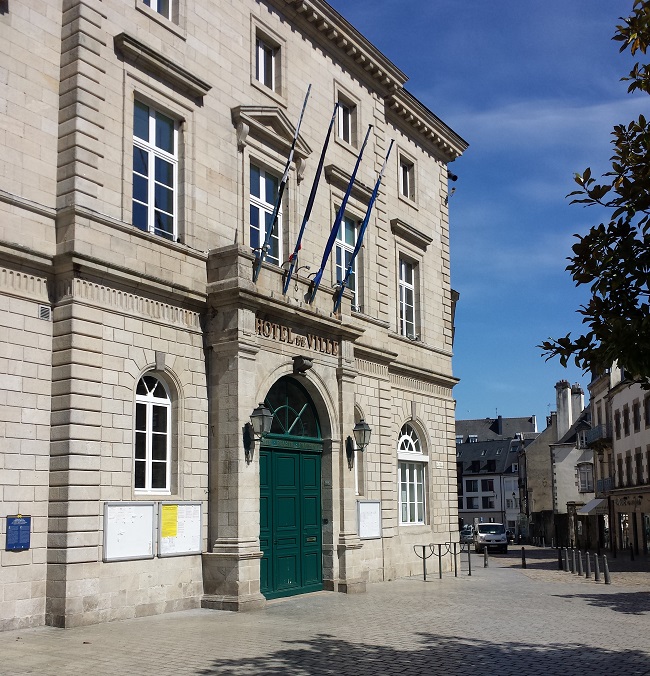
left=585, top=424, right=612, bottom=446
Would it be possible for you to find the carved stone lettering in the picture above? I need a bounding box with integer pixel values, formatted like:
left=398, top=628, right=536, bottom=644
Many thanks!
left=255, top=315, right=340, bottom=355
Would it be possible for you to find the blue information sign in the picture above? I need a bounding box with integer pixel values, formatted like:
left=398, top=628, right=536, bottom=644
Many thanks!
left=6, top=515, right=31, bottom=551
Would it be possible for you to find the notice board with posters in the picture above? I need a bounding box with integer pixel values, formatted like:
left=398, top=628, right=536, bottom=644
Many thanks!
left=357, top=500, right=382, bottom=539
left=158, top=502, right=202, bottom=557
left=103, top=502, right=155, bottom=562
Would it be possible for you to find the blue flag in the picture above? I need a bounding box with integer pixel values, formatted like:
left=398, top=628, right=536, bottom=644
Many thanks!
left=333, top=140, right=394, bottom=313
left=253, top=85, right=311, bottom=283
left=308, top=124, right=372, bottom=303
left=283, top=103, right=338, bottom=295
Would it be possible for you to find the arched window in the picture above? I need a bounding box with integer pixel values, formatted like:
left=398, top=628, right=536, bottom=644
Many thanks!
left=134, top=374, right=172, bottom=493
left=397, top=423, right=427, bottom=525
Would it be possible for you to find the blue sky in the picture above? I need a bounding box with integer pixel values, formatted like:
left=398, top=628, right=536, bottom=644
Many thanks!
left=328, top=0, right=642, bottom=426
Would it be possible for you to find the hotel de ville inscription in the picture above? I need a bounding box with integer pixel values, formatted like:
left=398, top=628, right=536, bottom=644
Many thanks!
left=255, top=317, right=340, bottom=356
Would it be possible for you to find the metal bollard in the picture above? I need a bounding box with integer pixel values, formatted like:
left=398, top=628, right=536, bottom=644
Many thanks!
left=484, top=548, right=489, bottom=568
left=603, top=555, right=611, bottom=584
left=585, top=552, right=592, bottom=579
left=542, top=537, right=546, bottom=548
left=557, top=548, right=563, bottom=570
left=594, top=554, right=601, bottom=582
left=630, top=543, right=635, bottom=562
left=563, top=548, right=569, bottom=572
left=570, top=548, right=576, bottom=574
left=422, top=545, right=427, bottom=581
left=453, top=542, right=458, bottom=578
left=521, top=547, right=526, bottom=569
left=438, top=544, right=443, bottom=580
left=577, top=551, right=584, bottom=576
left=468, top=546, right=472, bottom=577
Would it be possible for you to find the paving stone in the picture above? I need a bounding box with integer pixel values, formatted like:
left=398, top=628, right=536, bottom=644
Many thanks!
left=0, top=547, right=648, bottom=675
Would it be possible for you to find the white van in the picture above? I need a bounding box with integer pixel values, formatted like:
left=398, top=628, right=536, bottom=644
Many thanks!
left=474, top=522, right=508, bottom=554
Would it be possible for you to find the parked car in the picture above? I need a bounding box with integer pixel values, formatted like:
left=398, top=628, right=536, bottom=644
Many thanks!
left=474, top=523, right=508, bottom=554
left=460, top=526, right=474, bottom=544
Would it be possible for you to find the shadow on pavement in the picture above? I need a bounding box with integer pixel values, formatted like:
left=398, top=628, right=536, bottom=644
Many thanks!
left=551, top=591, right=650, bottom=615
left=197, top=631, right=650, bottom=675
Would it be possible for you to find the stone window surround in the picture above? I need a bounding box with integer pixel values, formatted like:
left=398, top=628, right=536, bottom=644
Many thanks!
left=134, top=371, right=175, bottom=495
left=251, top=16, right=287, bottom=107
left=397, top=146, right=418, bottom=206
left=132, top=99, right=179, bottom=241
left=122, top=79, right=194, bottom=245
left=397, top=422, right=428, bottom=526
left=333, top=81, right=361, bottom=152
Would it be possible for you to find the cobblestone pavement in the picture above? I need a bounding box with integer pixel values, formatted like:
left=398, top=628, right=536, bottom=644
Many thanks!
left=1, top=548, right=649, bottom=676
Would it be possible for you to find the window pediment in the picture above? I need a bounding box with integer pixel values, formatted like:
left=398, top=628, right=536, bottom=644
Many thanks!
left=324, top=164, right=373, bottom=203
left=114, top=33, right=211, bottom=99
left=391, top=218, right=432, bottom=250
left=232, top=106, right=312, bottom=180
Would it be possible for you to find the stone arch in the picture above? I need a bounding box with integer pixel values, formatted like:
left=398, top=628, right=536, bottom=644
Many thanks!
left=255, top=361, right=337, bottom=443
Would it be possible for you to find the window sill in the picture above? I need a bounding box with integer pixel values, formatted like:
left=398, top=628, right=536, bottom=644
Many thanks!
left=398, top=192, right=419, bottom=211
left=135, top=2, right=186, bottom=40
left=251, top=78, right=287, bottom=108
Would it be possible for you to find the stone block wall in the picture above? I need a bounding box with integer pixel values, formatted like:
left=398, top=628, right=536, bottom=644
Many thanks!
left=0, top=270, right=53, bottom=630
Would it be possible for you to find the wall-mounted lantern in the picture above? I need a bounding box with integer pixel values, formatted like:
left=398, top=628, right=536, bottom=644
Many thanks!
left=243, top=403, right=273, bottom=463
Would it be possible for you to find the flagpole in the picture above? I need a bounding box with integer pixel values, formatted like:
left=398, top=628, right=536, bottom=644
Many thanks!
left=283, top=102, right=338, bottom=295
left=253, top=84, right=311, bottom=283
left=333, top=139, right=394, bottom=313
left=307, top=124, right=373, bottom=304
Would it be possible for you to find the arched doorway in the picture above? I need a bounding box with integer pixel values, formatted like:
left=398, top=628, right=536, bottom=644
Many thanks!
left=259, top=376, right=323, bottom=599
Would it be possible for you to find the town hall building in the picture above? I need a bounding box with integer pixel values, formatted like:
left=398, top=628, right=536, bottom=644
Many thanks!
left=0, top=0, right=467, bottom=629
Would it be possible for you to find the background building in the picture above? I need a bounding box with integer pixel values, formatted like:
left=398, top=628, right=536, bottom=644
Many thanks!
left=587, top=367, right=650, bottom=555
left=456, top=416, right=537, bottom=532
left=518, top=381, right=594, bottom=547
left=0, top=0, right=466, bottom=629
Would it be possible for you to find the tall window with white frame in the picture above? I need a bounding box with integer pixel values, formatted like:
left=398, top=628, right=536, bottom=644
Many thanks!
left=134, top=374, right=172, bottom=493
left=397, top=423, right=427, bottom=525
left=256, top=36, right=276, bottom=90
left=337, top=98, right=356, bottom=145
left=399, top=157, right=415, bottom=200
left=335, top=215, right=359, bottom=309
left=132, top=100, right=178, bottom=241
left=398, top=257, right=416, bottom=338
left=250, top=163, right=281, bottom=265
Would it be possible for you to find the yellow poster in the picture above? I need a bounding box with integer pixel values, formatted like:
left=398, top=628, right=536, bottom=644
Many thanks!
left=161, top=504, right=178, bottom=538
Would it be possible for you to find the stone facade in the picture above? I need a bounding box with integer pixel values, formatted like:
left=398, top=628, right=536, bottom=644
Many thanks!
left=588, top=368, right=650, bottom=554
left=0, top=0, right=466, bottom=629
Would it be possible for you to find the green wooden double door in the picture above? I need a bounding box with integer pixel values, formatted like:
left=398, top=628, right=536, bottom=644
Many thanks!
left=259, top=447, right=323, bottom=598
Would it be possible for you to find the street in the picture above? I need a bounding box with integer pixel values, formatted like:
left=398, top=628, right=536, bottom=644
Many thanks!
left=1, top=548, right=648, bottom=676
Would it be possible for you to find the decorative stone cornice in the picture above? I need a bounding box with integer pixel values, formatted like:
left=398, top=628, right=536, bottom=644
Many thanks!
left=0, top=266, right=50, bottom=303
left=54, top=276, right=202, bottom=332
left=114, top=33, right=212, bottom=99
left=273, top=0, right=406, bottom=95
left=390, top=218, right=433, bottom=250
left=270, top=0, right=468, bottom=162
left=232, top=106, right=312, bottom=181
left=386, top=89, right=468, bottom=162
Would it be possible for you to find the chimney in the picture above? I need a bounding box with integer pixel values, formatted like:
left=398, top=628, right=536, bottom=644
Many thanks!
left=555, top=380, right=572, bottom=440
left=571, top=383, right=584, bottom=422
left=497, top=415, right=503, bottom=436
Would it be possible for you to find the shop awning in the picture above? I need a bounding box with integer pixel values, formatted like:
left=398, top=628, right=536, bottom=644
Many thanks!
left=577, top=498, right=607, bottom=515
